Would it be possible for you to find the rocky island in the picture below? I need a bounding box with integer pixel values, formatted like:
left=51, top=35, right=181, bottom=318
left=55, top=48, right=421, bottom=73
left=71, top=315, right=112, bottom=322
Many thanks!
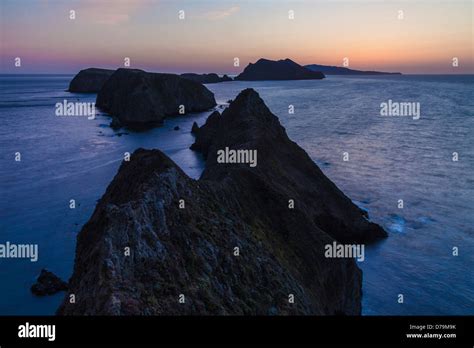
left=31, top=269, right=68, bottom=296
left=96, top=68, right=217, bottom=130
left=58, top=88, right=386, bottom=316
left=305, top=64, right=402, bottom=75
left=68, top=68, right=114, bottom=93
left=181, top=73, right=232, bottom=84
left=235, top=58, right=325, bottom=81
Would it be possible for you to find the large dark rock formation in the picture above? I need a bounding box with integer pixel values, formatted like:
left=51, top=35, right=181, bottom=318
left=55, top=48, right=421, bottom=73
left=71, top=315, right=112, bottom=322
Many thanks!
left=58, top=89, right=386, bottom=316
left=96, top=69, right=216, bottom=130
left=235, top=58, right=325, bottom=81
left=181, top=73, right=232, bottom=84
left=68, top=68, right=114, bottom=93
left=305, top=64, right=401, bottom=75
left=31, top=269, right=68, bottom=296
left=192, top=89, right=386, bottom=244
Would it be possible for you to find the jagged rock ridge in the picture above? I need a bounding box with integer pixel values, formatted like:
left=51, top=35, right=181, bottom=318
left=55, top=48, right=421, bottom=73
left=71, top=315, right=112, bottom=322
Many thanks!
left=58, top=89, right=386, bottom=316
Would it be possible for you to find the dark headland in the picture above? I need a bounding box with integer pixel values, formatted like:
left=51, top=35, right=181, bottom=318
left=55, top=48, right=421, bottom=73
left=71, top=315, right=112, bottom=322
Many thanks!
left=235, top=58, right=325, bottom=81
left=57, top=88, right=386, bottom=315
left=305, top=64, right=402, bottom=75
left=69, top=69, right=232, bottom=95
left=68, top=68, right=114, bottom=93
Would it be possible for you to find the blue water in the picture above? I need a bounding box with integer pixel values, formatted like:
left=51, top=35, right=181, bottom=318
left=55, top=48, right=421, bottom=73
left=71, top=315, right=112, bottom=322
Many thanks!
left=1, top=74, right=473, bottom=315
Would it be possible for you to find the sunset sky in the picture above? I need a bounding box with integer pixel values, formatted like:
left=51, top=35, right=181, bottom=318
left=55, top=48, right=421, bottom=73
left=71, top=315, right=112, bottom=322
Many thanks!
left=1, top=0, right=472, bottom=74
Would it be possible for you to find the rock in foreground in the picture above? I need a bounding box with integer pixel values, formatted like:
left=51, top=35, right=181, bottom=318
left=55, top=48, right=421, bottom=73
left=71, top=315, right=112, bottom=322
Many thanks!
left=181, top=73, right=232, bottom=84
left=58, top=89, right=386, bottom=316
left=96, top=69, right=217, bottom=130
left=235, top=58, right=325, bottom=81
left=68, top=68, right=114, bottom=93
left=31, top=269, right=68, bottom=296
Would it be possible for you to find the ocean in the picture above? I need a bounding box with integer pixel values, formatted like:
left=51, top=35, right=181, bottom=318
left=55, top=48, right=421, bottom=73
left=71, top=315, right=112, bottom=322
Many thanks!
left=0, top=74, right=473, bottom=315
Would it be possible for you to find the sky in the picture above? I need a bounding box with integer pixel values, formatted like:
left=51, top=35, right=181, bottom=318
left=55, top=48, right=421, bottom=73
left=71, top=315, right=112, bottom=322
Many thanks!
left=0, top=0, right=473, bottom=74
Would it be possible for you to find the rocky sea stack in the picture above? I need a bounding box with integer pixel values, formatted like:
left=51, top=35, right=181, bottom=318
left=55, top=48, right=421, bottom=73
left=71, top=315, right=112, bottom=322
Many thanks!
left=96, top=68, right=217, bottom=130
left=68, top=68, right=114, bottom=93
left=181, top=73, right=232, bottom=84
left=58, top=88, right=386, bottom=316
left=31, top=269, right=68, bottom=296
left=235, top=58, right=325, bottom=81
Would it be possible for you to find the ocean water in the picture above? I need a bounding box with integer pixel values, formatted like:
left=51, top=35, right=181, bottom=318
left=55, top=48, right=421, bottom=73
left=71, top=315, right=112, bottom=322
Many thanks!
left=0, top=74, right=473, bottom=315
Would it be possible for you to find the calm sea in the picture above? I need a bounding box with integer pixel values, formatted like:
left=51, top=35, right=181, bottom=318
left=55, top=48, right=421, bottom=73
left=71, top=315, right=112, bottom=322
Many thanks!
left=0, top=74, right=473, bottom=315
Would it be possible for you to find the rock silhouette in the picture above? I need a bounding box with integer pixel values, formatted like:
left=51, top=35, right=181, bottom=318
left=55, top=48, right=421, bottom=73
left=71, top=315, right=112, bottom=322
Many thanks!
left=235, top=58, right=325, bottom=81
left=96, top=68, right=216, bottom=130
left=68, top=68, right=114, bottom=93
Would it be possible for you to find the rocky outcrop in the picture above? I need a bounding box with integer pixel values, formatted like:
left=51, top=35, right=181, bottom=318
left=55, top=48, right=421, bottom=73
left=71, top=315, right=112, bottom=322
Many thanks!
left=305, top=64, right=401, bottom=75
left=193, top=89, right=386, bottom=244
left=235, top=58, right=325, bottom=81
left=181, top=73, right=232, bottom=84
left=191, top=121, right=200, bottom=134
left=58, top=89, right=386, bottom=316
left=68, top=68, right=114, bottom=93
left=189, top=111, right=220, bottom=157
left=31, top=269, right=68, bottom=296
left=96, top=69, right=216, bottom=130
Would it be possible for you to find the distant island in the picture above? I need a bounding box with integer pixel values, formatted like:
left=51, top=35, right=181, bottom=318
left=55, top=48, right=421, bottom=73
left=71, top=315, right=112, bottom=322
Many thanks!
left=67, top=60, right=401, bottom=129
left=305, top=64, right=401, bottom=75
left=68, top=68, right=114, bottom=93
left=235, top=58, right=325, bottom=81
left=68, top=61, right=400, bottom=97
left=180, top=73, right=232, bottom=84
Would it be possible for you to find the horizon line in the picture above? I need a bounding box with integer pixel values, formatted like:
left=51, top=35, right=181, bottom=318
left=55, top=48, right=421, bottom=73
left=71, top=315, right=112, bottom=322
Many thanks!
left=1, top=72, right=473, bottom=76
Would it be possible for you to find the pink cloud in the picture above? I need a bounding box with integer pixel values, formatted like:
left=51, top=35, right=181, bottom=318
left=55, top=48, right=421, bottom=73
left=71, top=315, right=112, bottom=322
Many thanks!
left=202, top=6, right=240, bottom=20
left=77, top=0, right=157, bottom=25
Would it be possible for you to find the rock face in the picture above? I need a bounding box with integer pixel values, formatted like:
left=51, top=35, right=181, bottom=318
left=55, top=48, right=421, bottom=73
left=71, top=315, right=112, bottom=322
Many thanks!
left=31, top=269, right=68, bottom=296
left=305, top=64, right=401, bottom=75
left=96, top=69, right=217, bottom=130
left=189, top=111, right=220, bottom=156
left=68, top=68, right=114, bottom=93
left=181, top=73, right=232, bottom=84
left=235, top=58, right=325, bottom=81
left=58, top=89, right=386, bottom=316
left=192, top=89, right=386, bottom=244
